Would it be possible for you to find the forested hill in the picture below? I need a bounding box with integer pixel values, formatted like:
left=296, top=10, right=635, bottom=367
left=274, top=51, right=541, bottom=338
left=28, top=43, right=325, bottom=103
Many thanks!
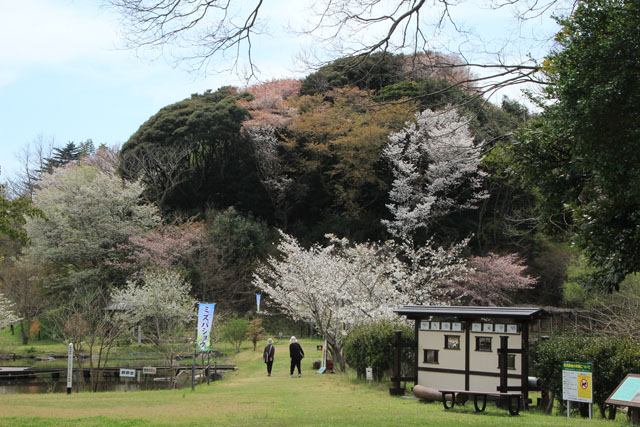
left=108, top=52, right=566, bottom=310
left=119, top=53, right=532, bottom=251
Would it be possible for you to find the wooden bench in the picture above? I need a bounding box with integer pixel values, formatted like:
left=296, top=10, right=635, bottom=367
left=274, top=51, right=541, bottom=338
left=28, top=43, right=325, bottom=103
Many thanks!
left=439, top=389, right=522, bottom=415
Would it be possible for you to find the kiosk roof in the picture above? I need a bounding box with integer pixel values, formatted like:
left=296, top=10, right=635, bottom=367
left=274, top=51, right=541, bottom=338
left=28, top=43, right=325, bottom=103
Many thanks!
left=395, top=305, right=545, bottom=320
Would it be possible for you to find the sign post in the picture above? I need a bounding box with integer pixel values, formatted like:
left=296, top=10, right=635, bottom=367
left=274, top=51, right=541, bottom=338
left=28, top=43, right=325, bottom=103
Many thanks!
left=143, top=366, right=157, bottom=375
left=120, top=368, right=136, bottom=392
left=66, top=343, right=73, bottom=394
left=563, top=361, right=593, bottom=419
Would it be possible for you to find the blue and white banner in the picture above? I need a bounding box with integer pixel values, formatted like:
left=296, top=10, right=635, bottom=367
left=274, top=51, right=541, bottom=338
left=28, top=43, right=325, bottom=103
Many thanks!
left=197, top=303, right=215, bottom=352
left=256, top=294, right=261, bottom=313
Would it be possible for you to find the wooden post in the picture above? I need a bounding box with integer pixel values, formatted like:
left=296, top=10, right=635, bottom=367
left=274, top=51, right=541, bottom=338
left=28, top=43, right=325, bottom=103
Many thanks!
left=207, top=351, right=211, bottom=385
left=521, top=322, right=529, bottom=409
left=465, top=321, right=470, bottom=391
left=499, top=335, right=509, bottom=393
left=389, top=330, right=405, bottom=396
left=414, top=319, right=419, bottom=385
left=191, top=343, right=197, bottom=391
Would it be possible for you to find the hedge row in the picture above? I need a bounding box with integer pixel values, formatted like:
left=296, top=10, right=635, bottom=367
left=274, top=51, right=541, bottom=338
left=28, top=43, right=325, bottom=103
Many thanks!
left=343, top=320, right=414, bottom=381
left=531, top=334, right=640, bottom=417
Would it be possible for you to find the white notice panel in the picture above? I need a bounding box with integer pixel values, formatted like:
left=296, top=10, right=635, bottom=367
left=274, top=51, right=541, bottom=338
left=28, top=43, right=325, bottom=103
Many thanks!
left=120, top=368, right=136, bottom=378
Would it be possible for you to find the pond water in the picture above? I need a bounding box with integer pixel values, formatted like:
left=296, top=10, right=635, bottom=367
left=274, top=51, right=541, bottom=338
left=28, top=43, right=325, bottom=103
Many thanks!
left=0, top=371, right=208, bottom=394
left=0, top=359, right=218, bottom=394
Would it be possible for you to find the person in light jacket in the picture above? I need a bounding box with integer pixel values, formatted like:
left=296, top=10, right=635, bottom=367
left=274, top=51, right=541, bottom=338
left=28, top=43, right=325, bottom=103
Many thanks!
left=263, top=338, right=275, bottom=376
left=289, top=336, right=304, bottom=377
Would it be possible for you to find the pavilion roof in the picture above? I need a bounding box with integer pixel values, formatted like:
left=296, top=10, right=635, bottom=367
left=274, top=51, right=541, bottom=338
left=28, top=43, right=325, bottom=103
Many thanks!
left=395, top=305, right=546, bottom=320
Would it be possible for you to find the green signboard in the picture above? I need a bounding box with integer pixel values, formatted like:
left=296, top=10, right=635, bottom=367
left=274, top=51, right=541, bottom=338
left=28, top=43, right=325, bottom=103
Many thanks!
left=562, top=361, right=593, bottom=372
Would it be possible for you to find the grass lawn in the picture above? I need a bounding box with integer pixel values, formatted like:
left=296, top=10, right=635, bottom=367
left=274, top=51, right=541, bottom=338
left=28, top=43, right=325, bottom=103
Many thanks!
left=0, top=338, right=629, bottom=426
left=0, top=327, right=68, bottom=357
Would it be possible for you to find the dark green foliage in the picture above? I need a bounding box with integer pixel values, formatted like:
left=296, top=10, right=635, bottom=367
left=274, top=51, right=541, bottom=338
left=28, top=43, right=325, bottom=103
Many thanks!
left=375, top=79, right=467, bottom=111
left=0, top=183, right=43, bottom=245
left=343, top=321, right=415, bottom=381
left=301, top=53, right=406, bottom=95
left=260, top=314, right=312, bottom=338
left=78, top=139, right=96, bottom=157
left=196, top=207, right=274, bottom=311
left=511, top=0, right=640, bottom=291
left=41, top=141, right=83, bottom=173
left=119, top=87, right=271, bottom=215
left=531, top=334, right=640, bottom=415
left=523, top=239, right=570, bottom=306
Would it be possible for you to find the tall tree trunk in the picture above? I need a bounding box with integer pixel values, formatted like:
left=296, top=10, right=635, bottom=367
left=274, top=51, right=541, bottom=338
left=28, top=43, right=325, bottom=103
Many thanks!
left=19, top=319, right=29, bottom=345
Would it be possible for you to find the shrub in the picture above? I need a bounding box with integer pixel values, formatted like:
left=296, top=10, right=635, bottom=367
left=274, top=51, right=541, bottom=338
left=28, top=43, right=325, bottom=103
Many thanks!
left=343, top=320, right=414, bottom=381
left=221, top=318, right=250, bottom=353
left=246, top=318, right=265, bottom=351
left=531, top=334, right=640, bottom=417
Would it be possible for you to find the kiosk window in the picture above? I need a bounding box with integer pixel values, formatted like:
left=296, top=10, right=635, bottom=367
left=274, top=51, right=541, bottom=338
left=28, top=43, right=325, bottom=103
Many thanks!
left=444, top=335, right=460, bottom=350
left=423, top=349, right=439, bottom=364
left=475, top=336, right=492, bottom=352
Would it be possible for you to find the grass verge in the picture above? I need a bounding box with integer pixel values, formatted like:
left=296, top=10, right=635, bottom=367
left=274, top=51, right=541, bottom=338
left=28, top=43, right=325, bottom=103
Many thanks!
left=0, top=338, right=629, bottom=426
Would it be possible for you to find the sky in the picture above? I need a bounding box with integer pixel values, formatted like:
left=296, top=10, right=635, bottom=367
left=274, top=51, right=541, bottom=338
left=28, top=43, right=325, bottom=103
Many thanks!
left=0, top=0, right=560, bottom=184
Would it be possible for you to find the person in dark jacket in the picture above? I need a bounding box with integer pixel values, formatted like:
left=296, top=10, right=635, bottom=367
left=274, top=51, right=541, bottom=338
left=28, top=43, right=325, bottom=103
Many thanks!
left=263, top=338, right=275, bottom=376
left=289, top=336, right=304, bottom=377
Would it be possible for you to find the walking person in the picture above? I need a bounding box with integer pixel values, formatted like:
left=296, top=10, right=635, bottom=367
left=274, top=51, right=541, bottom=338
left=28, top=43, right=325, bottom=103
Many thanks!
left=263, top=338, right=275, bottom=376
left=289, top=336, right=304, bottom=377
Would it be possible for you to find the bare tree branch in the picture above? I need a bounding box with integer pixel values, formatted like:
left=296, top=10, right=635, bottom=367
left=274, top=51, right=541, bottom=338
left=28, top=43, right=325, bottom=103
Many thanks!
left=107, top=0, right=569, bottom=94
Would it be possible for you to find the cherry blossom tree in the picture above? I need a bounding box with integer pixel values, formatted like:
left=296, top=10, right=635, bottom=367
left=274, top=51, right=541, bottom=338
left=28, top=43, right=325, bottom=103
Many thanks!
left=24, top=164, right=160, bottom=300
left=241, top=79, right=301, bottom=129
left=398, top=237, right=469, bottom=305
left=383, top=106, right=487, bottom=241
left=253, top=231, right=466, bottom=370
left=381, top=106, right=536, bottom=307
left=77, top=145, right=121, bottom=175
left=111, top=269, right=196, bottom=384
left=0, top=293, right=19, bottom=330
left=114, top=218, right=205, bottom=274
left=452, top=253, right=537, bottom=306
